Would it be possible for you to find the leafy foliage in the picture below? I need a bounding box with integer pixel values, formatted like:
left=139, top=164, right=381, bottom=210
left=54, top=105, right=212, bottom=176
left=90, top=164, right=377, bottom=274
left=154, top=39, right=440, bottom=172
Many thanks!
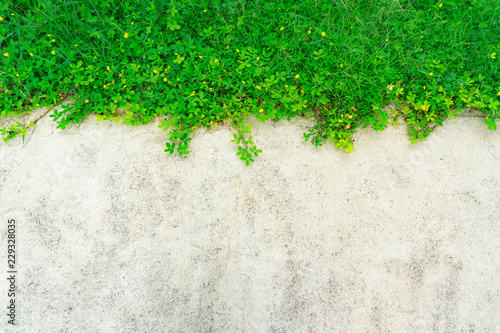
left=1, top=0, right=499, bottom=163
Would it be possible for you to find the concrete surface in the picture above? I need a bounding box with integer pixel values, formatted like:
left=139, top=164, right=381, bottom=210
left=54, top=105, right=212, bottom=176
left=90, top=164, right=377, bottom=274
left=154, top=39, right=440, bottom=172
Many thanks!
left=0, top=107, right=499, bottom=332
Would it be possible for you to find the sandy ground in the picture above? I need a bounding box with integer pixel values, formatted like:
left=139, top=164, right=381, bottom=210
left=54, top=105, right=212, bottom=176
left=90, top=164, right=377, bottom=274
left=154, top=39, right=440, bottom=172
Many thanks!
left=0, top=107, right=499, bottom=332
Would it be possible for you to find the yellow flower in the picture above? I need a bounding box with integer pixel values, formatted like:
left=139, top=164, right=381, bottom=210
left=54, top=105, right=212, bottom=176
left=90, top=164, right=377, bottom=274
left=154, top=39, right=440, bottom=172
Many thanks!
left=52, top=39, right=55, bottom=42
left=295, top=74, right=299, bottom=79
left=16, top=73, right=19, bottom=77
left=75, top=44, right=78, bottom=47
left=236, top=49, right=239, bottom=52
left=30, top=52, right=33, bottom=56
left=191, top=91, right=195, bottom=96
left=47, top=34, right=51, bottom=37
left=259, top=108, right=264, bottom=113
left=330, top=42, right=333, bottom=45
left=11, top=13, right=15, bottom=16
left=153, top=69, right=158, bottom=74
left=199, top=55, right=203, bottom=58
left=423, top=86, right=426, bottom=89
left=393, top=121, right=397, bottom=127
left=85, top=100, right=89, bottom=103
left=103, top=84, right=107, bottom=88
left=36, top=104, right=40, bottom=106
left=429, top=72, right=433, bottom=76
left=497, top=91, right=500, bottom=96
left=308, top=30, right=311, bottom=34
left=107, top=66, right=110, bottom=71
left=485, top=116, right=489, bottom=120
left=0, top=17, right=3, bottom=21
left=243, top=81, right=246, bottom=84
left=210, top=121, right=213, bottom=125
left=321, top=32, right=326, bottom=37
left=204, top=10, right=207, bottom=12
left=223, top=119, right=226, bottom=124
left=164, top=78, right=167, bottom=82
left=124, top=32, right=129, bottom=38
left=3, top=52, right=8, bottom=57
left=280, top=27, right=284, bottom=31
left=340, top=64, right=343, bottom=68
left=131, top=22, right=134, bottom=25
left=51, top=50, right=55, bottom=55
left=439, top=3, right=442, bottom=8
left=285, top=85, right=288, bottom=88
left=256, top=57, right=260, bottom=60
left=347, top=115, right=352, bottom=119
left=385, top=38, right=388, bottom=42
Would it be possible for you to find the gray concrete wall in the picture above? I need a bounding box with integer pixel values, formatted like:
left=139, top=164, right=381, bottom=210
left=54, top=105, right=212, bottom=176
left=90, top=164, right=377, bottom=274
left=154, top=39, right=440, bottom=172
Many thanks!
left=1, top=108, right=499, bottom=332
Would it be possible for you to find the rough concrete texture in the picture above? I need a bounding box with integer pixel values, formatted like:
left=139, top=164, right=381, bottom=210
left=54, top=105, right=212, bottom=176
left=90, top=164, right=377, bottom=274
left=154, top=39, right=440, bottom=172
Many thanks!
left=0, top=107, right=499, bottom=332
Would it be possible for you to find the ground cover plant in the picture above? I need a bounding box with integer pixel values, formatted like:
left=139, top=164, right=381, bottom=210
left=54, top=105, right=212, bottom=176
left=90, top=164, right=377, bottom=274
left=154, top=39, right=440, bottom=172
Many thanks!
left=1, top=0, right=499, bottom=165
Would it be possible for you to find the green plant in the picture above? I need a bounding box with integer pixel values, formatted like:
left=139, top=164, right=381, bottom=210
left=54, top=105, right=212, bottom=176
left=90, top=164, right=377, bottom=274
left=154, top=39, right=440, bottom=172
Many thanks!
left=1, top=0, right=498, bottom=165
left=0, top=120, right=32, bottom=142
left=230, top=121, right=262, bottom=166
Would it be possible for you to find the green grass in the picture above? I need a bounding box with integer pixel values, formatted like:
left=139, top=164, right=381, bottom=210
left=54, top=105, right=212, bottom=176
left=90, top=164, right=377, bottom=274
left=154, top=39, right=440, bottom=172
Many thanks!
left=1, top=0, right=499, bottom=165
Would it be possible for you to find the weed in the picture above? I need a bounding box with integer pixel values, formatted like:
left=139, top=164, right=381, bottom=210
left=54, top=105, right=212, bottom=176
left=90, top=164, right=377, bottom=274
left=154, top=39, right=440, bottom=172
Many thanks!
left=1, top=0, right=498, bottom=164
